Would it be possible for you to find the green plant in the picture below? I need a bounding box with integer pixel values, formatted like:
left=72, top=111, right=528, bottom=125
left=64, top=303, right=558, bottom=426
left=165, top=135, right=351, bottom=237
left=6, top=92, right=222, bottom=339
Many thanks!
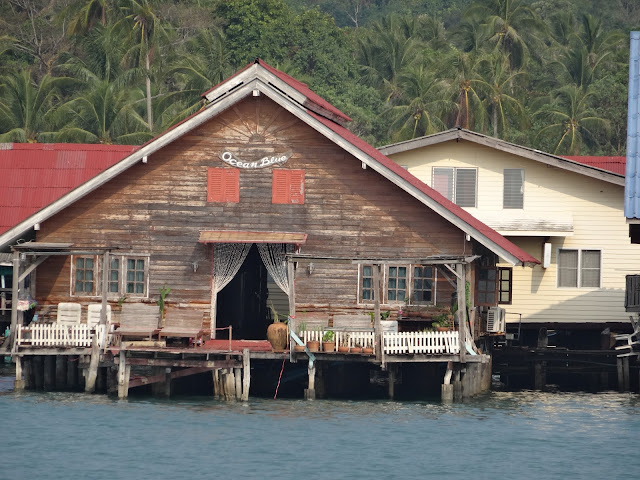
left=296, top=321, right=306, bottom=335
left=117, top=295, right=128, bottom=306
left=157, top=285, right=171, bottom=317
left=322, top=330, right=335, bottom=342
left=269, top=301, right=280, bottom=323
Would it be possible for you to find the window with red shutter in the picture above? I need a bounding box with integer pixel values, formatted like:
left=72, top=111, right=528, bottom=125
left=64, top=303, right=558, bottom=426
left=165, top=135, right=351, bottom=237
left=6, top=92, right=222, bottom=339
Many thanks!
left=272, top=169, right=305, bottom=204
left=208, top=168, right=239, bottom=203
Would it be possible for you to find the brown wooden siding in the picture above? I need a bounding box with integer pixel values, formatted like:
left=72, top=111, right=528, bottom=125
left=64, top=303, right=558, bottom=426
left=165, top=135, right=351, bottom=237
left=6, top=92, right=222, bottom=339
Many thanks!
left=36, top=96, right=468, bottom=311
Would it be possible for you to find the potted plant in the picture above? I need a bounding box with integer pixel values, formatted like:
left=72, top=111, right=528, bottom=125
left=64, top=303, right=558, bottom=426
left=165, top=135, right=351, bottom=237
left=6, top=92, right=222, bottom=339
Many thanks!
left=362, top=338, right=374, bottom=355
left=266, top=302, right=289, bottom=352
left=306, top=325, right=321, bottom=352
left=350, top=342, right=363, bottom=354
left=322, top=330, right=335, bottom=352
left=337, top=333, right=350, bottom=353
left=293, top=321, right=306, bottom=352
left=432, top=313, right=454, bottom=332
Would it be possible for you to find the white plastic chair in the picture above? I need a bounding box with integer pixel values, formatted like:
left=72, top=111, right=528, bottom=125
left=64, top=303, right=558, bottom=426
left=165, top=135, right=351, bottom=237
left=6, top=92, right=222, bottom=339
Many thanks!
left=87, top=304, right=112, bottom=328
left=56, top=302, right=82, bottom=325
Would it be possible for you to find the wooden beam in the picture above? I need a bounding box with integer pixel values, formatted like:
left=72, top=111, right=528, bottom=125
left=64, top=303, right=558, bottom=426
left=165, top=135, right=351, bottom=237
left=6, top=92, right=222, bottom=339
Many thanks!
left=115, top=357, right=241, bottom=369
left=457, top=263, right=467, bottom=364
left=18, top=255, right=49, bottom=282
left=242, top=349, right=250, bottom=401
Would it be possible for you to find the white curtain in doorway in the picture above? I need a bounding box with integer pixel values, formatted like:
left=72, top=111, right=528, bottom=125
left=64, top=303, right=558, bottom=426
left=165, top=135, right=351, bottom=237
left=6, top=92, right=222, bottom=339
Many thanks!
left=212, top=243, right=252, bottom=294
left=257, top=243, right=290, bottom=295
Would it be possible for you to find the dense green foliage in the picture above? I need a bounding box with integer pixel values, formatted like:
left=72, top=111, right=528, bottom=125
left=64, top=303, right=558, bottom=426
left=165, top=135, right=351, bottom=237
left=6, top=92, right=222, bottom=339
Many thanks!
left=0, top=0, right=637, bottom=154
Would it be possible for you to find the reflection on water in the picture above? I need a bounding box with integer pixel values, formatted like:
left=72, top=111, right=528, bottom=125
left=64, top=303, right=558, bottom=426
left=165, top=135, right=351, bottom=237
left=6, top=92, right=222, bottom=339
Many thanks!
left=3, top=371, right=640, bottom=480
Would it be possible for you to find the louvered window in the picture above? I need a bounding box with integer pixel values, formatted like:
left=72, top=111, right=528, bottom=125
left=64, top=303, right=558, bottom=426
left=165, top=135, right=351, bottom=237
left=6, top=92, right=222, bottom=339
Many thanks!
left=432, top=167, right=477, bottom=207
left=504, top=168, right=524, bottom=209
left=558, top=249, right=601, bottom=288
left=272, top=169, right=305, bottom=204
left=207, top=168, right=239, bottom=203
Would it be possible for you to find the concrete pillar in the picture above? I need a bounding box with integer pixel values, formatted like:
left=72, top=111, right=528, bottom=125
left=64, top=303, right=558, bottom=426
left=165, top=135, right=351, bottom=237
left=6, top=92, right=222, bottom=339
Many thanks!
left=305, top=362, right=316, bottom=400
left=14, top=356, right=24, bottom=390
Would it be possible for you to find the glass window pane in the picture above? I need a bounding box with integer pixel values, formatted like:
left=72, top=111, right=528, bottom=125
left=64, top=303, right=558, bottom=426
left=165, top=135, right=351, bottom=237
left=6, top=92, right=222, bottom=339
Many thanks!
left=389, top=267, right=396, bottom=276
left=388, top=278, right=396, bottom=289
left=455, top=168, right=477, bottom=207
left=363, top=266, right=372, bottom=276
left=389, top=291, right=396, bottom=301
left=86, top=258, right=93, bottom=268
left=398, top=267, right=406, bottom=277
left=433, top=168, right=454, bottom=201
left=127, top=259, right=135, bottom=270
left=558, top=250, right=578, bottom=287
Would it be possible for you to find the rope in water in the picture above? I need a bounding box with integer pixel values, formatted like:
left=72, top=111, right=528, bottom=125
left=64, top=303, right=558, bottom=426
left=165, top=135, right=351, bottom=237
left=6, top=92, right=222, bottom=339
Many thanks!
left=273, top=356, right=286, bottom=399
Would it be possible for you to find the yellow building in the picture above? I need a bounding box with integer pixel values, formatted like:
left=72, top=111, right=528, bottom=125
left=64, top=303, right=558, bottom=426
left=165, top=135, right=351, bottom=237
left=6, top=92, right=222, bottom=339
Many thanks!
left=381, top=128, right=633, bottom=328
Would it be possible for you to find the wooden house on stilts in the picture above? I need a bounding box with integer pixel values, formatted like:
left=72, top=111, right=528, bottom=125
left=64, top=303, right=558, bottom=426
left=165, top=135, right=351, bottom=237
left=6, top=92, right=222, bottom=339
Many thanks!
left=0, top=60, right=538, bottom=400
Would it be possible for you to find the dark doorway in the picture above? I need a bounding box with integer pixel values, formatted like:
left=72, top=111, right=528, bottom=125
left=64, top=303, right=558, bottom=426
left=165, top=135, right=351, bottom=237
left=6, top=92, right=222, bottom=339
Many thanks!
left=217, top=245, right=268, bottom=339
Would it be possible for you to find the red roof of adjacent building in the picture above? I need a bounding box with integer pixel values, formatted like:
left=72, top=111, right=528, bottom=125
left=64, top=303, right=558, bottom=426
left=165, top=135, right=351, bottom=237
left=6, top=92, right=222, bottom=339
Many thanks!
left=0, top=143, right=137, bottom=235
left=563, top=156, right=626, bottom=175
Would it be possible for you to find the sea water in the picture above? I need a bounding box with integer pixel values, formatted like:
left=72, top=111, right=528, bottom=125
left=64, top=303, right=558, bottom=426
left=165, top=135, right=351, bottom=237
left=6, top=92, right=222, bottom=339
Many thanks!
left=2, top=369, right=639, bottom=480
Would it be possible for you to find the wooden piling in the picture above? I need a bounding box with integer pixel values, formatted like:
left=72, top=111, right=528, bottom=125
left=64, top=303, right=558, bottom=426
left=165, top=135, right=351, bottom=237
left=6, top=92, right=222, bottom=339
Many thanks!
left=14, top=356, right=24, bottom=390
left=23, top=357, right=33, bottom=390
left=617, top=356, right=630, bottom=391
left=33, top=356, right=44, bottom=390
left=117, top=350, right=130, bottom=399
left=305, top=362, right=316, bottom=400
left=55, top=356, right=67, bottom=390
left=67, top=356, right=78, bottom=389
left=224, top=369, right=235, bottom=400
left=388, top=365, right=396, bottom=400
left=534, top=328, right=548, bottom=390
left=43, top=355, right=55, bottom=391
left=234, top=367, right=242, bottom=400
left=241, top=349, right=250, bottom=401
left=442, top=361, right=454, bottom=402
left=212, top=369, right=220, bottom=397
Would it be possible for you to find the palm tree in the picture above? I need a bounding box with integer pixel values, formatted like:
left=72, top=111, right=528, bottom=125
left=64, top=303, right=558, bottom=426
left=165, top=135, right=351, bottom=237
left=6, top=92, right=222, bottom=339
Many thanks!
left=439, top=50, right=487, bottom=131
left=465, top=0, right=546, bottom=70
left=0, top=70, right=76, bottom=142
left=62, top=0, right=113, bottom=37
left=119, top=0, right=172, bottom=132
left=386, top=64, right=453, bottom=142
left=474, top=53, right=528, bottom=137
left=534, top=85, right=609, bottom=155
left=57, top=76, right=151, bottom=144
left=356, top=16, right=421, bottom=100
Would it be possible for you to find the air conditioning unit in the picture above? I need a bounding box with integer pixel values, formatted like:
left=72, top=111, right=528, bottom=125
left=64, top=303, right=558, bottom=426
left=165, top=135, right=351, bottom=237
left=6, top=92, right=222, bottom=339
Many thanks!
left=487, top=307, right=506, bottom=333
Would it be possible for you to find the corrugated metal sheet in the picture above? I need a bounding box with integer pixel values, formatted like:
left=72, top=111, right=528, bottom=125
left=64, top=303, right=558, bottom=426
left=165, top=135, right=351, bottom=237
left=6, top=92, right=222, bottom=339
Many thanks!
left=0, top=143, right=137, bottom=235
left=563, top=156, right=626, bottom=175
left=625, top=32, right=640, bottom=219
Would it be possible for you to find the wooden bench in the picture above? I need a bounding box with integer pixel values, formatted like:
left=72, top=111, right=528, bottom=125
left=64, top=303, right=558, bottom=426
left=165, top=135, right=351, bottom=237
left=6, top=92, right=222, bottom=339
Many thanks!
left=114, top=304, right=160, bottom=340
left=158, top=307, right=205, bottom=343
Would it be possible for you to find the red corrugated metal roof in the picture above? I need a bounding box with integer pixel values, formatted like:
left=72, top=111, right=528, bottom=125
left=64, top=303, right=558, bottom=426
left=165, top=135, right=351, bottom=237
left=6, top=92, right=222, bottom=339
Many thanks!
left=563, top=156, right=626, bottom=175
left=0, top=143, right=137, bottom=235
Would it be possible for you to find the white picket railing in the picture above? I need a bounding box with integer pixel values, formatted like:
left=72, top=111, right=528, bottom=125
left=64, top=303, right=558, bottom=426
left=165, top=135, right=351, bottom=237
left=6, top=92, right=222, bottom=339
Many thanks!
left=16, top=324, right=111, bottom=348
left=299, top=328, right=460, bottom=356
left=383, top=331, right=460, bottom=355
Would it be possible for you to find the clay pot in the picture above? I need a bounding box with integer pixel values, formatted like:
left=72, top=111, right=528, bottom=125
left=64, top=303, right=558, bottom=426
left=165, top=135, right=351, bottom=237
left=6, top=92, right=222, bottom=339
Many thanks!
left=337, top=345, right=350, bottom=353
left=349, top=346, right=363, bottom=354
left=322, top=341, right=336, bottom=352
left=267, top=322, right=288, bottom=352
left=294, top=345, right=306, bottom=352
left=306, top=340, right=320, bottom=352
left=362, top=347, right=374, bottom=355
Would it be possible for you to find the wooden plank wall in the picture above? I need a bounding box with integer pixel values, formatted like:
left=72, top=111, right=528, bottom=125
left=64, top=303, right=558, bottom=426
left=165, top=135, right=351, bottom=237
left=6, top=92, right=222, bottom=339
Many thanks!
left=35, top=96, right=468, bottom=313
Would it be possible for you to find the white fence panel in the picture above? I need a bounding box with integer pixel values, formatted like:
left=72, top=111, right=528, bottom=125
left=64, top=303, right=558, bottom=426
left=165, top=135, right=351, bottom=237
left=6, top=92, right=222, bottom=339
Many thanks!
left=17, top=324, right=94, bottom=348
left=383, top=331, right=460, bottom=355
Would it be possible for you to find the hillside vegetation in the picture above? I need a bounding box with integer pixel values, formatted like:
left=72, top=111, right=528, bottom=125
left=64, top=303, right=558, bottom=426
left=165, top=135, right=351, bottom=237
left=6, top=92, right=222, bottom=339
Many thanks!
left=1, top=0, right=638, bottom=154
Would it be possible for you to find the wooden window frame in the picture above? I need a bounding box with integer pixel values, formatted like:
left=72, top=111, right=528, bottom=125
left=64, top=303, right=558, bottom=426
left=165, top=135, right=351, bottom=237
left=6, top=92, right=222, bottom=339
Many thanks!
left=386, top=265, right=408, bottom=303
left=70, top=254, right=149, bottom=298
left=358, top=264, right=436, bottom=306
left=71, top=255, right=98, bottom=296
left=412, top=265, right=435, bottom=305
left=272, top=169, right=305, bottom=204
left=498, top=267, right=512, bottom=305
left=476, top=267, right=498, bottom=307
left=207, top=167, right=239, bottom=203
left=557, top=248, right=602, bottom=289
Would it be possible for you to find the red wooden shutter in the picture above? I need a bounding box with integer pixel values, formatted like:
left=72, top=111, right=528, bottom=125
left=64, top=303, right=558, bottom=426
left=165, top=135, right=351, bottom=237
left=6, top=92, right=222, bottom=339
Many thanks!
left=272, top=169, right=305, bottom=204
left=208, top=168, right=239, bottom=203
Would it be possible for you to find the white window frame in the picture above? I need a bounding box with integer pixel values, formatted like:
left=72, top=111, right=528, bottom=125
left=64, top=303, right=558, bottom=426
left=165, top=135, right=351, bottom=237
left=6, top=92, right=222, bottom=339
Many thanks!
left=432, top=167, right=477, bottom=207
left=70, top=254, right=150, bottom=298
left=358, top=264, right=437, bottom=306
left=503, top=168, right=524, bottom=209
left=556, top=248, right=602, bottom=289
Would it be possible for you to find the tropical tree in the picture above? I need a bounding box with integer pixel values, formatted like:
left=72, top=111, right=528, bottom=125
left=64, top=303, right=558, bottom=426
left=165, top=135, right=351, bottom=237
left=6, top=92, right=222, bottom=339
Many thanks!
left=61, top=0, right=113, bottom=37
left=474, top=53, right=528, bottom=137
left=465, top=0, right=547, bottom=70
left=119, top=0, right=172, bottom=132
left=386, top=64, right=453, bottom=142
left=0, top=69, right=76, bottom=142
left=56, top=75, right=151, bottom=144
left=534, top=85, right=609, bottom=155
